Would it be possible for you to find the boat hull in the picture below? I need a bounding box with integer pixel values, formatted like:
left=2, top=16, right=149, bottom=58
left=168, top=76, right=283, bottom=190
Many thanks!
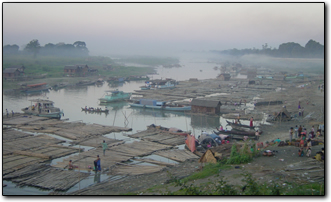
left=22, top=110, right=63, bottom=119
left=129, top=104, right=191, bottom=111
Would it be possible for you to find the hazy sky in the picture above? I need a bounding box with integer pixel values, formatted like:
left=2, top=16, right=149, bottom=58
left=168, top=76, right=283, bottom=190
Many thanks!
left=2, top=2, right=324, bottom=56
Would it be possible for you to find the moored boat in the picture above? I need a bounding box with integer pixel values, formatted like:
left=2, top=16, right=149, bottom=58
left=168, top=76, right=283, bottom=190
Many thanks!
left=21, top=83, right=51, bottom=93
left=226, top=120, right=256, bottom=132
left=98, top=90, right=132, bottom=103
left=147, top=124, right=191, bottom=136
left=81, top=107, right=109, bottom=113
left=129, top=99, right=191, bottom=111
left=21, top=99, right=64, bottom=119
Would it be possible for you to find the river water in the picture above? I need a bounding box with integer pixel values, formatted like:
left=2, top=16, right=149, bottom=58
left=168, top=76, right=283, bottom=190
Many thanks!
left=2, top=58, right=253, bottom=195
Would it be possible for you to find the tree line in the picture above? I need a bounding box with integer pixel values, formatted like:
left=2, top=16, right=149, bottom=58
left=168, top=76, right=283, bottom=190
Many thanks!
left=3, top=39, right=89, bottom=58
left=211, top=39, right=324, bottom=58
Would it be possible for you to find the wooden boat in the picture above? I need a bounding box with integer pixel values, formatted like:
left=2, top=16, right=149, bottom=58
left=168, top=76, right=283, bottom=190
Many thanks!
left=130, top=99, right=191, bottom=112
left=226, top=120, right=256, bottom=132
left=21, top=83, right=51, bottom=93
left=99, top=90, right=132, bottom=103
left=81, top=107, right=109, bottom=113
left=76, top=80, right=96, bottom=86
left=214, top=129, right=262, bottom=137
left=21, top=99, right=64, bottom=119
left=52, top=83, right=68, bottom=90
left=147, top=124, right=190, bottom=136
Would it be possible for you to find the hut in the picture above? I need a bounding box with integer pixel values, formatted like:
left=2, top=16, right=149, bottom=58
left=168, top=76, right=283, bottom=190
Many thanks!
left=274, top=108, right=291, bottom=121
left=217, top=73, right=231, bottom=81
left=190, top=99, right=222, bottom=114
left=3, top=65, right=25, bottom=79
left=64, top=64, right=89, bottom=76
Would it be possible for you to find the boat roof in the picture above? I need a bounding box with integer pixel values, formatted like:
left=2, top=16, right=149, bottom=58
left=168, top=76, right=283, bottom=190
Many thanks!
left=27, top=83, right=47, bottom=87
left=28, top=99, right=54, bottom=104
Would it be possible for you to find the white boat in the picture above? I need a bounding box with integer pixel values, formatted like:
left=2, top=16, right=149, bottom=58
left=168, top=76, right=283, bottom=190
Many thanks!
left=21, top=99, right=64, bottom=119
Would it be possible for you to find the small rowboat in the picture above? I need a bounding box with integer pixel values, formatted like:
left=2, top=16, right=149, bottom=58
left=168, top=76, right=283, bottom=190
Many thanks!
left=81, top=108, right=109, bottom=113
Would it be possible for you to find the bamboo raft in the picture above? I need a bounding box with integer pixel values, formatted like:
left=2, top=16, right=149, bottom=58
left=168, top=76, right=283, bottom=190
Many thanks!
left=9, top=165, right=90, bottom=191
left=2, top=128, right=34, bottom=142
left=3, top=114, right=48, bottom=125
left=154, top=149, right=199, bottom=162
left=128, top=130, right=186, bottom=146
left=110, top=164, right=166, bottom=176
left=71, top=136, right=124, bottom=148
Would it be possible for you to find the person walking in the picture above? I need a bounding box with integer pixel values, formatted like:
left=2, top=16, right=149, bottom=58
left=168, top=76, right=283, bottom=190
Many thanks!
left=250, top=117, right=254, bottom=127
left=102, top=140, right=108, bottom=156
left=294, top=125, right=298, bottom=138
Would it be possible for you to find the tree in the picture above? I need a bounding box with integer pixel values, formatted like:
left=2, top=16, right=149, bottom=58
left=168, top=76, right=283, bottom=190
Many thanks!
left=3, top=44, right=19, bottom=54
left=24, top=39, right=41, bottom=58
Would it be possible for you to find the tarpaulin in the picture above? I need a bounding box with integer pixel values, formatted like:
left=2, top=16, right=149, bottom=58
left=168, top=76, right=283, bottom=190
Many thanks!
left=185, top=134, right=196, bottom=153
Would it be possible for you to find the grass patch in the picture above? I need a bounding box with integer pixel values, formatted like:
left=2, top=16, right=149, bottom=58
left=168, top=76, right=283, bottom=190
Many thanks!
left=181, top=163, right=231, bottom=183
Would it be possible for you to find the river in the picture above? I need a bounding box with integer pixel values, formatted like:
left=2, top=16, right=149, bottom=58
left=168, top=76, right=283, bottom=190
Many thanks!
left=2, top=58, right=251, bottom=195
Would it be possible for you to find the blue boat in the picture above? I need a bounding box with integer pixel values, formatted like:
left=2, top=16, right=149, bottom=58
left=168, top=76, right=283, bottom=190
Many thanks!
left=99, top=90, right=132, bottom=103
left=129, top=99, right=191, bottom=112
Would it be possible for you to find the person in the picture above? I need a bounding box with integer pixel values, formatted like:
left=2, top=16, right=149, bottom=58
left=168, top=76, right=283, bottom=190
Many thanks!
left=289, top=127, right=294, bottom=142
left=94, top=155, right=101, bottom=172
left=298, top=108, right=302, bottom=117
left=68, top=160, right=78, bottom=170
left=321, top=148, right=324, bottom=161
left=274, top=138, right=281, bottom=143
left=250, top=117, right=253, bottom=127
left=219, top=125, right=223, bottom=131
left=294, top=125, right=298, bottom=138
left=255, top=130, right=260, bottom=137
left=300, top=139, right=305, bottom=147
left=306, top=148, right=312, bottom=157
left=6, top=109, right=9, bottom=118
left=318, top=85, right=320, bottom=90
left=11, top=110, right=14, bottom=117
left=311, top=126, right=315, bottom=136
left=306, top=139, right=312, bottom=151
left=302, top=107, right=304, bottom=117
left=298, top=148, right=304, bottom=157
left=102, top=140, right=108, bottom=156
left=298, top=101, right=301, bottom=109
left=316, top=130, right=321, bottom=138
left=298, top=125, right=302, bottom=138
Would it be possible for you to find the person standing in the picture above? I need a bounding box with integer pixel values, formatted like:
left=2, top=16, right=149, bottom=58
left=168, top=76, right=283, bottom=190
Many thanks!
left=311, top=126, right=315, bottom=137
left=102, top=140, right=108, bottom=156
left=298, top=125, right=302, bottom=138
left=250, top=117, right=254, bottom=127
left=94, top=155, right=101, bottom=172
left=289, top=127, right=294, bottom=143
left=6, top=109, right=9, bottom=118
left=294, top=125, right=298, bottom=138
left=298, top=101, right=301, bottom=109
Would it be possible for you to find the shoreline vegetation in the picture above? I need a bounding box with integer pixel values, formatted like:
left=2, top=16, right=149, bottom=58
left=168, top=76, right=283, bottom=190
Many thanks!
left=2, top=55, right=181, bottom=90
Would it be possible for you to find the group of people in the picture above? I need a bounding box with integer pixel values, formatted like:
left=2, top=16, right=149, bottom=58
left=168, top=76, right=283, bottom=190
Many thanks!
left=5, top=109, right=14, bottom=118
left=84, top=106, right=106, bottom=111
left=68, top=140, right=109, bottom=172
left=297, top=101, right=305, bottom=117
left=318, top=84, right=324, bottom=92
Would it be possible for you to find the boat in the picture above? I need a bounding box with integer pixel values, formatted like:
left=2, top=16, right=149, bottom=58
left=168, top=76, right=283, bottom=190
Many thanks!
left=21, top=99, right=64, bottom=119
left=141, top=79, right=177, bottom=90
left=52, top=83, right=68, bottom=90
left=98, top=90, right=132, bottom=103
left=96, top=78, right=104, bottom=85
left=147, top=124, right=191, bottom=136
left=21, top=83, right=51, bottom=93
left=129, top=99, right=191, bottom=112
left=214, top=129, right=262, bottom=137
left=81, top=107, right=109, bottom=113
left=226, top=120, right=256, bottom=131
left=76, top=80, right=96, bottom=86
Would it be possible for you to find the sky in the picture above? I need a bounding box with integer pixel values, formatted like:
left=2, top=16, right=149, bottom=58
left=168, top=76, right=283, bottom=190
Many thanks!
left=2, top=2, right=325, bottom=56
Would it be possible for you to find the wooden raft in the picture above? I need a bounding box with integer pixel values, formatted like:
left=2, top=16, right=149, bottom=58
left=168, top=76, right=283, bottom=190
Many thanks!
left=10, top=167, right=90, bottom=191
left=129, top=130, right=185, bottom=146
left=71, top=136, right=123, bottom=148
left=154, top=149, right=199, bottom=162
left=2, top=128, right=34, bottom=142
left=3, top=134, right=65, bottom=155
left=3, top=115, right=48, bottom=125
left=109, top=140, right=172, bottom=157
left=110, top=164, right=166, bottom=176
left=2, top=154, right=49, bottom=175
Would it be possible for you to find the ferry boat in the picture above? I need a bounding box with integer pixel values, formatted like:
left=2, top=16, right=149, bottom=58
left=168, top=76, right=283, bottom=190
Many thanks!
left=98, top=90, right=132, bottom=103
left=21, top=99, right=64, bottom=119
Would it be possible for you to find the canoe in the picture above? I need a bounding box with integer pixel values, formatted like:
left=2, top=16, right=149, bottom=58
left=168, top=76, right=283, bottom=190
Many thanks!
left=81, top=108, right=109, bottom=113
left=226, top=120, right=254, bottom=129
